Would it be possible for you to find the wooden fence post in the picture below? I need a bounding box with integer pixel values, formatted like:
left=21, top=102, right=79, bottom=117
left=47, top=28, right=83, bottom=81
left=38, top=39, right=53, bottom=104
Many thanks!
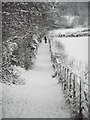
left=57, top=63, right=60, bottom=76
left=69, top=73, right=72, bottom=91
left=67, top=68, right=69, bottom=88
left=62, top=66, right=65, bottom=90
left=73, top=74, right=76, bottom=98
left=65, top=68, right=67, bottom=81
left=79, top=78, right=82, bottom=114
left=64, top=68, right=68, bottom=90
left=60, top=64, right=61, bottom=74
left=78, top=77, right=83, bottom=119
left=69, top=73, right=72, bottom=98
left=57, top=63, right=61, bottom=82
left=61, top=65, right=63, bottom=81
left=64, top=67, right=66, bottom=90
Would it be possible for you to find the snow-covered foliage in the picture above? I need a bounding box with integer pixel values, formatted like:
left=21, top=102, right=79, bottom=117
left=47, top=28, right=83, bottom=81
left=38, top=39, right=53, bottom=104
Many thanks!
left=2, top=2, right=88, bottom=85
left=2, top=3, right=44, bottom=85
left=10, top=65, right=26, bottom=85
left=49, top=27, right=89, bottom=37
left=48, top=28, right=88, bottom=118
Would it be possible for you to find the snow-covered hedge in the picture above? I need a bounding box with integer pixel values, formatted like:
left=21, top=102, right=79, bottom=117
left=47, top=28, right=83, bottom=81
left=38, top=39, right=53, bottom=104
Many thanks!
left=2, top=32, right=40, bottom=85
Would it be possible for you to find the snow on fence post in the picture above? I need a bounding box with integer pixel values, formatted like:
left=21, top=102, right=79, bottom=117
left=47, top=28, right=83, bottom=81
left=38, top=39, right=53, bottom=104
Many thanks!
left=63, top=67, right=66, bottom=90
left=62, top=66, right=65, bottom=90
left=66, top=68, right=69, bottom=89
left=67, top=68, right=69, bottom=89
left=61, top=65, right=64, bottom=88
left=49, top=38, right=51, bottom=52
left=58, top=63, right=62, bottom=83
left=69, top=72, right=72, bottom=93
left=79, top=78, right=82, bottom=114
left=73, top=74, right=76, bottom=98
left=60, top=65, right=64, bottom=83
left=78, top=77, right=83, bottom=119
left=64, top=67, right=68, bottom=90
left=59, top=63, right=61, bottom=74
left=57, top=62, right=61, bottom=78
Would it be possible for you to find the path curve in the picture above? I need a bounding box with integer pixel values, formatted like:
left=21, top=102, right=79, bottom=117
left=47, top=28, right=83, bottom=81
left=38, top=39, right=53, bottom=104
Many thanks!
left=2, top=40, right=71, bottom=118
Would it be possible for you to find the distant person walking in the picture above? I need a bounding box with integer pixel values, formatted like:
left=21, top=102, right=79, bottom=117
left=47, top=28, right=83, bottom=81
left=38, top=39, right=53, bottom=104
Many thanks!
left=44, top=36, right=47, bottom=43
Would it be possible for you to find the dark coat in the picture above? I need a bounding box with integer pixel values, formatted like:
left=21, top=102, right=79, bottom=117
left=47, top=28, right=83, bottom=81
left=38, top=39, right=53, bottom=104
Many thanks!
left=44, top=36, right=47, bottom=43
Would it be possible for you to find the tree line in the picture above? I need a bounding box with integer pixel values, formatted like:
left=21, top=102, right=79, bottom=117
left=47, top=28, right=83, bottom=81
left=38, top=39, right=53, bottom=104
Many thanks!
left=2, top=2, right=88, bottom=84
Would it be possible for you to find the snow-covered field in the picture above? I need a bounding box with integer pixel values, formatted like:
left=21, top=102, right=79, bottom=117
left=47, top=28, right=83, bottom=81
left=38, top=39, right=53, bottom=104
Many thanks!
left=54, top=36, right=88, bottom=66
left=49, top=28, right=88, bottom=118
left=49, top=28, right=88, bottom=73
left=49, top=27, right=88, bottom=37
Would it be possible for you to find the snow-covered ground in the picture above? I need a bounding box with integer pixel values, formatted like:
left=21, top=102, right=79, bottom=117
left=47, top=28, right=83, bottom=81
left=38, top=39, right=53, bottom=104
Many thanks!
left=2, top=40, right=71, bottom=118
left=53, top=36, right=88, bottom=66
left=49, top=27, right=88, bottom=37
left=49, top=28, right=88, bottom=74
left=48, top=28, right=88, bottom=118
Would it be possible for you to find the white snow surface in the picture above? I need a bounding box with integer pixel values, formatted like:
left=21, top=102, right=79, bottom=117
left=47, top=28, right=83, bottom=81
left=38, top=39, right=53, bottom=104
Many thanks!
left=2, top=41, right=71, bottom=118
left=49, top=27, right=88, bottom=37
left=53, top=36, right=88, bottom=65
left=49, top=28, right=88, bottom=70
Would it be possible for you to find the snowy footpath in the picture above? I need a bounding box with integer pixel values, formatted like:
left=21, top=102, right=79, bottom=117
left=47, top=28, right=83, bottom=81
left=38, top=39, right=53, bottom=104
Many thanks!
left=2, top=40, right=71, bottom=118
